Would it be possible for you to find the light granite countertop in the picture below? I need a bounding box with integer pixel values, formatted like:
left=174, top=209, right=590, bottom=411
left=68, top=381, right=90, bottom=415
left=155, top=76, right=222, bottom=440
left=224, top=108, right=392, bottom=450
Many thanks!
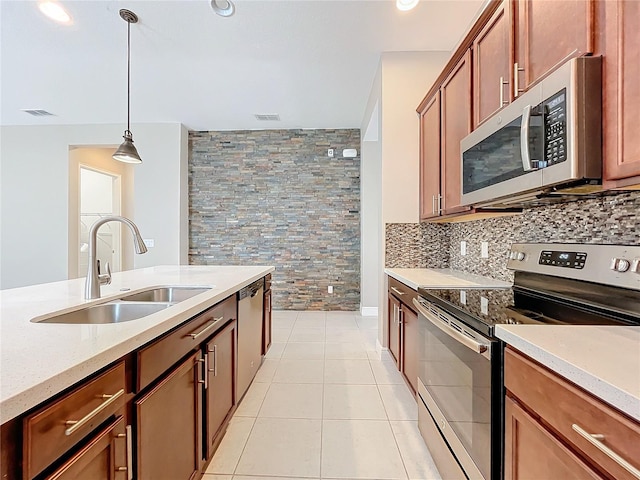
left=496, top=325, right=640, bottom=422
left=384, top=267, right=512, bottom=290
left=0, top=265, right=274, bottom=424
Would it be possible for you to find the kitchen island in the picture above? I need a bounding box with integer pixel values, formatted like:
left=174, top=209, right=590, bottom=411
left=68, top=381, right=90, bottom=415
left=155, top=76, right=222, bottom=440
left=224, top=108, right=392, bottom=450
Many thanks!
left=0, top=265, right=274, bottom=480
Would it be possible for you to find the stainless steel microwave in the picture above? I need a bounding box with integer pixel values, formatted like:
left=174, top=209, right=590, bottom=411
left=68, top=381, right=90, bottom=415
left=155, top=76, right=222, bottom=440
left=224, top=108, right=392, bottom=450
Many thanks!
left=460, top=56, right=602, bottom=207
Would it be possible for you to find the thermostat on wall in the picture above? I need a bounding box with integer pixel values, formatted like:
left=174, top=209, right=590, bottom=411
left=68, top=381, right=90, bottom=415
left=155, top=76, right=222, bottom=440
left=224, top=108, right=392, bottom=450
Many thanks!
left=342, top=149, right=358, bottom=158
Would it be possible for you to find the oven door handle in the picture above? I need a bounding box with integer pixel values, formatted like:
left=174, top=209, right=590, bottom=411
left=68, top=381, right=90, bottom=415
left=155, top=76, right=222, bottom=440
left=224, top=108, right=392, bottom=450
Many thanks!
left=413, top=298, right=489, bottom=355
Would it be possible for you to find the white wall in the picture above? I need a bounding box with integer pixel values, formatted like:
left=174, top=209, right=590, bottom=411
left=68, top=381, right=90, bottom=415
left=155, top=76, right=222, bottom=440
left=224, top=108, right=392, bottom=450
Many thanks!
left=0, top=123, right=189, bottom=289
left=381, top=51, right=451, bottom=224
left=360, top=51, right=450, bottom=346
left=360, top=63, right=383, bottom=317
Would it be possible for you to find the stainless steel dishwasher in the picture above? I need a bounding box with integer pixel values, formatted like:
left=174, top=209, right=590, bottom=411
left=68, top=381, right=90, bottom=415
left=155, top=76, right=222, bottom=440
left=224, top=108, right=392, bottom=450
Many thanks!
left=236, top=279, right=264, bottom=400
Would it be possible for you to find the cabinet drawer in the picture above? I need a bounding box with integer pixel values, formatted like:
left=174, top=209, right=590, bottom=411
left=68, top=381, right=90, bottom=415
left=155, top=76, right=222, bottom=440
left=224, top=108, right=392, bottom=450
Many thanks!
left=23, top=362, right=126, bottom=479
left=137, top=296, right=235, bottom=392
left=505, top=348, right=640, bottom=480
left=388, top=277, right=417, bottom=311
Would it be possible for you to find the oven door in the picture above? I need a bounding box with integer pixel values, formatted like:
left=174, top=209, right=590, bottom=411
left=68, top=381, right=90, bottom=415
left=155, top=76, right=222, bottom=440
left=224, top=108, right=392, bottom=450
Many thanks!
left=413, top=297, right=500, bottom=480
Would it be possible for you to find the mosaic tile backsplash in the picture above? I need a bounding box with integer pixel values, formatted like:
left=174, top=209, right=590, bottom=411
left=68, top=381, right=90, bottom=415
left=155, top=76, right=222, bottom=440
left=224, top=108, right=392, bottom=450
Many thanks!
left=385, top=223, right=450, bottom=268
left=189, top=129, right=361, bottom=310
left=387, top=191, right=640, bottom=283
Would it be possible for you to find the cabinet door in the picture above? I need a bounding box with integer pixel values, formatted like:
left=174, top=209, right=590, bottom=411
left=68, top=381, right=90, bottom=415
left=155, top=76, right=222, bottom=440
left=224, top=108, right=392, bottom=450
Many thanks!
left=136, top=351, right=202, bottom=480
left=262, top=289, right=272, bottom=355
left=505, top=396, right=603, bottom=480
left=45, top=416, right=128, bottom=480
left=400, top=306, right=418, bottom=395
left=388, top=294, right=401, bottom=368
left=513, top=0, right=594, bottom=96
left=603, top=0, right=640, bottom=184
left=205, top=320, right=237, bottom=460
left=440, top=50, right=473, bottom=215
left=419, top=92, right=441, bottom=220
left=473, top=0, right=511, bottom=126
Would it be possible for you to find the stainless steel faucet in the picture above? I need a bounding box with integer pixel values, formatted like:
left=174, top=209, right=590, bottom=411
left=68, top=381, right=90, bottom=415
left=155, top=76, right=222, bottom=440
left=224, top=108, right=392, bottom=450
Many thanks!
left=85, top=215, right=148, bottom=299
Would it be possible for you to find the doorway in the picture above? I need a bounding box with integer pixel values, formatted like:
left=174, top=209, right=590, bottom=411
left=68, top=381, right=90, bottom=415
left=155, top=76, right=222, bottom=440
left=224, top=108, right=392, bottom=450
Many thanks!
left=78, top=167, right=122, bottom=278
left=68, top=147, right=134, bottom=280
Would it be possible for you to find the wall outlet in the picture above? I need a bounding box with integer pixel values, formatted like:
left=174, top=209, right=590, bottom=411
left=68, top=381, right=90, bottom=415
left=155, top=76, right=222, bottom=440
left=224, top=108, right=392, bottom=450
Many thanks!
left=328, top=148, right=334, bottom=157
left=481, top=242, right=489, bottom=258
left=328, top=285, right=333, bottom=294
left=460, top=241, right=467, bottom=256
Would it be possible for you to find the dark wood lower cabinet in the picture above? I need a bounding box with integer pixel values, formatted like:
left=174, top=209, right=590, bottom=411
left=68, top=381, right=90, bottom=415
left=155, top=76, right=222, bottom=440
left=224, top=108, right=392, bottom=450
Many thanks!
left=45, top=415, right=128, bottom=480
left=505, top=396, right=603, bottom=480
left=388, top=294, right=401, bottom=367
left=135, top=351, right=203, bottom=480
left=401, top=307, right=418, bottom=394
left=262, top=288, right=272, bottom=355
left=205, top=320, right=237, bottom=459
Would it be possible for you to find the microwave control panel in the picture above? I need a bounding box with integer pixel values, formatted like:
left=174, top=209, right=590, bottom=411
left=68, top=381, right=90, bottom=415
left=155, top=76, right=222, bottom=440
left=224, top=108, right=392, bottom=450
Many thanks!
left=543, top=89, right=567, bottom=166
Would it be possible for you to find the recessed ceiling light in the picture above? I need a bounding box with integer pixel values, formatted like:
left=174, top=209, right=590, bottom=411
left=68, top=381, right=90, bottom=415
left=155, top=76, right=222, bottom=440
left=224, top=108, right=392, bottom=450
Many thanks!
left=396, top=0, right=419, bottom=11
left=211, top=0, right=235, bottom=17
left=38, top=1, right=72, bottom=24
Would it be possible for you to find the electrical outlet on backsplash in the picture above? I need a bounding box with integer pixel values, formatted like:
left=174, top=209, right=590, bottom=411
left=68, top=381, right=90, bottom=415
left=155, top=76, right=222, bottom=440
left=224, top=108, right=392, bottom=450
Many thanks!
left=385, top=191, right=640, bottom=283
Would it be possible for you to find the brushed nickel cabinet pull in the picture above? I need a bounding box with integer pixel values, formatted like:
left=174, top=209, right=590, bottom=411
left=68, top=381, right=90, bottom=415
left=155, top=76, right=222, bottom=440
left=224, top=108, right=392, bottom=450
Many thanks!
left=390, top=287, right=406, bottom=296
left=514, top=62, right=525, bottom=97
left=207, top=345, right=218, bottom=376
left=64, top=389, right=125, bottom=436
left=571, top=424, right=640, bottom=479
left=499, top=76, right=509, bottom=106
left=186, top=316, right=223, bottom=340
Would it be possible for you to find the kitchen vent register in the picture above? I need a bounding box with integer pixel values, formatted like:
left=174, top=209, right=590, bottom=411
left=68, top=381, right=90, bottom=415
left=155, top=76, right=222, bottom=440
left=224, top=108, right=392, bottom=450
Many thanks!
left=21, top=109, right=55, bottom=117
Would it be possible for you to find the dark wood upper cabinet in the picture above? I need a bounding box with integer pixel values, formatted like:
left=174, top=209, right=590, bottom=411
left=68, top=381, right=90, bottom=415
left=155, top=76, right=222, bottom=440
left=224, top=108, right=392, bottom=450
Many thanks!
left=136, top=351, right=202, bottom=480
left=603, top=0, right=640, bottom=185
left=205, top=320, right=237, bottom=460
left=473, top=0, right=511, bottom=127
left=419, top=92, right=441, bottom=221
left=440, top=49, right=473, bottom=216
left=512, top=0, right=594, bottom=97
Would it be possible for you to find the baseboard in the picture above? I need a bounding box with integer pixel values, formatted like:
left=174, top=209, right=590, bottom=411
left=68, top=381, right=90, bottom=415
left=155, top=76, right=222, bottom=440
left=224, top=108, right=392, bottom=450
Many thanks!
left=360, top=306, right=378, bottom=317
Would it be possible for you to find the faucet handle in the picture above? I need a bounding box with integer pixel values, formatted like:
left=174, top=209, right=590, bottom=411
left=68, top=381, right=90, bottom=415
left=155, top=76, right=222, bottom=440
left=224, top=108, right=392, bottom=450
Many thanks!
left=99, top=262, right=112, bottom=286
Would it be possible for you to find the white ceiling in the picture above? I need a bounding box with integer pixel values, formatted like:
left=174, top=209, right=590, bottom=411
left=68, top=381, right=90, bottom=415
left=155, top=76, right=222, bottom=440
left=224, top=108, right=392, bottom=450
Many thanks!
left=1, top=0, right=484, bottom=131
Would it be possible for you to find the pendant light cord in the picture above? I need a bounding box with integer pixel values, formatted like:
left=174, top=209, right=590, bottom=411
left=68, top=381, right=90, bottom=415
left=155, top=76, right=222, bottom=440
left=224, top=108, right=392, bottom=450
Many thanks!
left=126, top=18, right=131, bottom=133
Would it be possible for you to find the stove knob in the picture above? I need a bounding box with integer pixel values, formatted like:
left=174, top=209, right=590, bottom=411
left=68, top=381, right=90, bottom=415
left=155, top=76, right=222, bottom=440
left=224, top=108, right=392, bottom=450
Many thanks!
left=516, top=252, right=525, bottom=261
left=509, top=251, right=517, bottom=260
left=610, top=258, right=630, bottom=272
left=617, top=259, right=631, bottom=272
left=632, top=259, right=640, bottom=274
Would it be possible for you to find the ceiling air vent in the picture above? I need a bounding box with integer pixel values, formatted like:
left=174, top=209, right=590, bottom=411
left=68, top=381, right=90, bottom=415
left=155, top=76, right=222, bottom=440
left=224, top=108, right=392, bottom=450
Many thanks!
left=21, top=109, right=55, bottom=117
left=254, top=114, right=280, bottom=121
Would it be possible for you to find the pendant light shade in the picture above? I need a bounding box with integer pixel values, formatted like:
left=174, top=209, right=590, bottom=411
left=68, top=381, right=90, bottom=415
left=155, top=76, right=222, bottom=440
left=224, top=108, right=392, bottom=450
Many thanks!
left=113, top=9, right=142, bottom=164
left=113, top=130, right=142, bottom=163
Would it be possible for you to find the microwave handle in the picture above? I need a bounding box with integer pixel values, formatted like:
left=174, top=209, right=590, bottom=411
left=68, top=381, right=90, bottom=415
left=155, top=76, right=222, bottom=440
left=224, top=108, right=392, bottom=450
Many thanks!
left=520, top=104, right=533, bottom=171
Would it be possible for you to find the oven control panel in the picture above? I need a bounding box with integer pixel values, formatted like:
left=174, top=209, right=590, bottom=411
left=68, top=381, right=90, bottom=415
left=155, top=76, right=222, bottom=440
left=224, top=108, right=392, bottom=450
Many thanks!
left=507, top=243, right=640, bottom=291
left=539, top=250, right=587, bottom=269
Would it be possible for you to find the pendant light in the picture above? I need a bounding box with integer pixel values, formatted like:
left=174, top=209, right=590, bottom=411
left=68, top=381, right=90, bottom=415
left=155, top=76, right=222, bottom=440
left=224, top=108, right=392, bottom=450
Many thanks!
left=113, top=9, right=142, bottom=164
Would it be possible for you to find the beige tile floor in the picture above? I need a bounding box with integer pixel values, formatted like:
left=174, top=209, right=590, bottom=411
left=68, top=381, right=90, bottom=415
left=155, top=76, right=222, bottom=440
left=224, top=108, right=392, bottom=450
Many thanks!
left=203, top=310, right=442, bottom=480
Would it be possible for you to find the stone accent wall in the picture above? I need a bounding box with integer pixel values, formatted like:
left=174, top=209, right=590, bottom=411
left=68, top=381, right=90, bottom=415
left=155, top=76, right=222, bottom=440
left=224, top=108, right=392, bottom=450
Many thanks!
left=189, top=129, right=361, bottom=310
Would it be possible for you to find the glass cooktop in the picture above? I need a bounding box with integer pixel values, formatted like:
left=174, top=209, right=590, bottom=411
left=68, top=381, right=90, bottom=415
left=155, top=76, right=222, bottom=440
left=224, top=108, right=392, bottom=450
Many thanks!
left=417, top=284, right=635, bottom=338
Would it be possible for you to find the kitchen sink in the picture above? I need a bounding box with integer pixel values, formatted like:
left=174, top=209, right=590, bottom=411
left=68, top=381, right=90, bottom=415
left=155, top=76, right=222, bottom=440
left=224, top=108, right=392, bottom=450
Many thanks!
left=31, top=286, right=212, bottom=324
left=119, top=286, right=211, bottom=303
left=33, top=302, right=172, bottom=324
